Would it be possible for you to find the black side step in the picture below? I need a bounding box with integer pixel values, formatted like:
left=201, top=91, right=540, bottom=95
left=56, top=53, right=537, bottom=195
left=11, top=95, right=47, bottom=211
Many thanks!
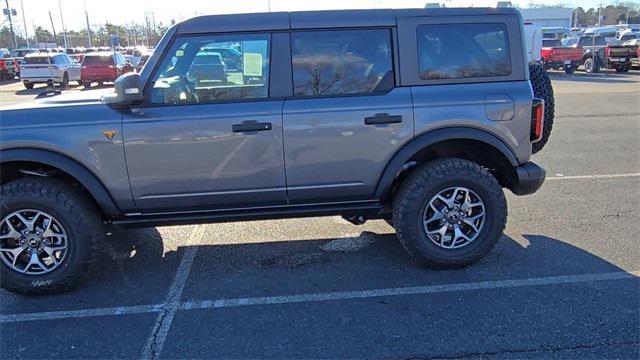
left=112, top=202, right=383, bottom=228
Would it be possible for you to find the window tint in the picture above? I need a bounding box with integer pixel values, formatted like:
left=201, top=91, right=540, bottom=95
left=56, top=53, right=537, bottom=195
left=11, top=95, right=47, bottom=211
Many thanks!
left=291, top=29, right=393, bottom=97
left=578, top=36, right=607, bottom=46
left=22, top=56, right=50, bottom=65
left=83, top=55, right=114, bottom=65
left=543, top=39, right=562, bottom=47
left=418, top=23, right=511, bottom=80
left=150, top=33, right=270, bottom=105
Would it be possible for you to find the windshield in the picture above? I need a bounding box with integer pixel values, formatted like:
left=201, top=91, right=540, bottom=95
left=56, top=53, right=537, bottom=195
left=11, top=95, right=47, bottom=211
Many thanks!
left=22, top=56, right=51, bottom=65
left=83, top=55, right=114, bottom=65
left=578, top=36, right=607, bottom=46
left=543, top=39, right=562, bottom=47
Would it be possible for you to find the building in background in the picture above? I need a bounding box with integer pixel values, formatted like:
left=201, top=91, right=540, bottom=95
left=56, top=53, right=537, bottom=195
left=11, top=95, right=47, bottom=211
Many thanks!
left=519, top=7, right=574, bottom=28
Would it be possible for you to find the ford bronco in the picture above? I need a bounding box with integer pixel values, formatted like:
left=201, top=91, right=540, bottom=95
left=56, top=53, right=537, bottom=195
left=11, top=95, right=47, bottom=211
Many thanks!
left=0, top=8, right=546, bottom=294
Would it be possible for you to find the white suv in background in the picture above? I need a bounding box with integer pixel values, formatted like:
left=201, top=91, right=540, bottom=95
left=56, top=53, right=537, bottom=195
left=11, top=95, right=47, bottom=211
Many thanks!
left=20, top=53, right=81, bottom=89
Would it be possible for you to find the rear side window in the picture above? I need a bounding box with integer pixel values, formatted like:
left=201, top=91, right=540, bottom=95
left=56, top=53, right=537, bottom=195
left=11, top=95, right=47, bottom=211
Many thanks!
left=291, top=29, right=394, bottom=97
left=83, top=55, right=114, bottom=65
left=417, top=23, right=511, bottom=80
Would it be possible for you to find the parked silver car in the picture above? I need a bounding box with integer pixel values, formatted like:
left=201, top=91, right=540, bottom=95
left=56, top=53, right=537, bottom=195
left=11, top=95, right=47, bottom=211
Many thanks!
left=20, top=53, right=81, bottom=89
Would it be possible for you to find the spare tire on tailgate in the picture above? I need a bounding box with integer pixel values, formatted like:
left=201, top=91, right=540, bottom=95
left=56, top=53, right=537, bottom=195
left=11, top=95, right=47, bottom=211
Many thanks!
left=529, top=63, right=554, bottom=154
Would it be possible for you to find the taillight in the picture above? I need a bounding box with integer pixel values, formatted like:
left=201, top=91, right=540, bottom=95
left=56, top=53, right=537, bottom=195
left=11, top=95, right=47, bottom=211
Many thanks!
left=605, top=47, right=611, bottom=57
left=531, top=99, right=545, bottom=143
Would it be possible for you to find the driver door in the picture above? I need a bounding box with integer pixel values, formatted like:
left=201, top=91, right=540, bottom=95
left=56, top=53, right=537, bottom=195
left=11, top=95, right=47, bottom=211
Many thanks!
left=123, top=33, right=287, bottom=212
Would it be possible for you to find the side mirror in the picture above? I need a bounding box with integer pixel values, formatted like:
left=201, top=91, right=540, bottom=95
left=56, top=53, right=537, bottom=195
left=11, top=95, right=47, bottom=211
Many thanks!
left=101, top=72, right=143, bottom=109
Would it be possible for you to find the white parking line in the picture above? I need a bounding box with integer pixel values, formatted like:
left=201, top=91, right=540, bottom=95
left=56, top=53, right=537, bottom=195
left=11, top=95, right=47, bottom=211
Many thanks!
left=1, top=270, right=637, bottom=325
left=140, top=225, right=204, bottom=360
left=547, top=173, right=640, bottom=181
left=180, top=270, right=639, bottom=310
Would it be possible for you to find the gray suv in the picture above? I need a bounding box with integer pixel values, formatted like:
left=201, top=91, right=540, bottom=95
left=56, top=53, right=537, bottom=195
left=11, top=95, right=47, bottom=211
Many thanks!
left=0, top=8, right=546, bottom=294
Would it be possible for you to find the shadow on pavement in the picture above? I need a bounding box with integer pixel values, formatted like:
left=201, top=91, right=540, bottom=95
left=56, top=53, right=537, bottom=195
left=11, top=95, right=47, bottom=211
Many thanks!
left=1, top=228, right=636, bottom=314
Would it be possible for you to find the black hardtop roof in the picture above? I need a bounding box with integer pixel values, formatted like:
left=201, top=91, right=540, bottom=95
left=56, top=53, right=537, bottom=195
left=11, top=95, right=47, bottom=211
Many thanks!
left=177, top=7, right=521, bottom=34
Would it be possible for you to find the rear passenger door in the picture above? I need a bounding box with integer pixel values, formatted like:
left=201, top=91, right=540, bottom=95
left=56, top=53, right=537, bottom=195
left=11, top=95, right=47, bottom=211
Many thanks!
left=283, top=29, right=414, bottom=204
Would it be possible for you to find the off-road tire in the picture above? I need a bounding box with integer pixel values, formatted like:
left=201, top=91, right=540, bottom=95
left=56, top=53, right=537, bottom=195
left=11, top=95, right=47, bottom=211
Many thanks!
left=0, top=178, right=104, bottom=294
left=23, top=81, right=34, bottom=89
left=392, top=158, right=507, bottom=269
left=529, top=63, right=555, bottom=154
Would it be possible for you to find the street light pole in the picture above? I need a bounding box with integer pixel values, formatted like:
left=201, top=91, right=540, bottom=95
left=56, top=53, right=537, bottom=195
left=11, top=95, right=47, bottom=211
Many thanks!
left=4, top=0, right=17, bottom=48
left=83, top=0, right=92, bottom=47
left=58, top=0, right=68, bottom=48
left=20, top=0, right=28, bottom=47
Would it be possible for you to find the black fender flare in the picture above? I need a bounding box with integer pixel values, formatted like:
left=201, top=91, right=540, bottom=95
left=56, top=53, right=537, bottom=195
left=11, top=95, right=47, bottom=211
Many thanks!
left=0, top=148, right=120, bottom=217
left=374, top=127, right=519, bottom=200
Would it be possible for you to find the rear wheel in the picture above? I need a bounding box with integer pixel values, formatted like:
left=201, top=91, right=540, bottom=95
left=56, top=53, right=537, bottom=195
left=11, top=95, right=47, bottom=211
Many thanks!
left=564, top=63, right=576, bottom=74
left=0, top=178, right=104, bottom=294
left=23, top=81, right=34, bottom=89
left=77, top=80, right=83, bottom=86
left=584, top=57, right=600, bottom=73
left=615, top=64, right=630, bottom=73
left=528, top=63, right=555, bottom=154
left=83, top=81, right=92, bottom=89
left=59, top=72, right=69, bottom=89
left=392, top=158, right=507, bottom=269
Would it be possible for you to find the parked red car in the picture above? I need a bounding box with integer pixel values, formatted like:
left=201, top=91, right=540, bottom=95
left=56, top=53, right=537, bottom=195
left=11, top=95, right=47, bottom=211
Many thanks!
left=540, top=39, right=584, bottom=74
left=0, top=58, right=16, bottom=80
left=81, top=52, right=134, bottom=88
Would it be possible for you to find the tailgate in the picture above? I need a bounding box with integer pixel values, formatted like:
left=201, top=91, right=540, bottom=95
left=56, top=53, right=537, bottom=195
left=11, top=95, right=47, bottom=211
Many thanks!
left=608, top=46, right=638, bottom=58
left=550, top=47, right=584, bottom=60
left=20, top=64, right=55, bottom=78
left=82, top=65, right=116, bottom=77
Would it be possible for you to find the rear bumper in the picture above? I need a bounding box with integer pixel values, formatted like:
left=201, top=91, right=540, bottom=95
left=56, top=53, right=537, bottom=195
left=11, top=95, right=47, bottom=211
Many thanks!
left=22, top=76, right=62, bottom=83
left=510, top=162, right=546, bottom=196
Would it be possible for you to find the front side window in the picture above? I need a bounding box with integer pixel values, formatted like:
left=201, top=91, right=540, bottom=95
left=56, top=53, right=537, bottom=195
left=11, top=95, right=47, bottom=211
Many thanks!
left=150, top=33, right=270, bottom=105
left=418, top=23, right=511, bottom=80
left=291, top=29, right=394, bottom=97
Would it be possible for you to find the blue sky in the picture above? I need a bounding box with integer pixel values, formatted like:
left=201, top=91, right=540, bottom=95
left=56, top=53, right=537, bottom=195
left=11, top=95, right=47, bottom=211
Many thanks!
left=9, top=0, right=627, bottom=34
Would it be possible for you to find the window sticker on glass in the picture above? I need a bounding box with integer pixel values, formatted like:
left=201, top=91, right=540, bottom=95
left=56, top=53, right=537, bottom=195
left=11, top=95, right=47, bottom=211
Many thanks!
left=243, top=53, right=263, bottom=77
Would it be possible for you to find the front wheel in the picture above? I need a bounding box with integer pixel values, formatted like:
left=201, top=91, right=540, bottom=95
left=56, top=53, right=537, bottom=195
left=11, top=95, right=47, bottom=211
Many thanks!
left=392, top=158, right=507, bottom=269
left=59, top=72, right=69, bottom=89
left=584, top=58, right=601, bottom=73
left=0, top=178, right=104, bottom=294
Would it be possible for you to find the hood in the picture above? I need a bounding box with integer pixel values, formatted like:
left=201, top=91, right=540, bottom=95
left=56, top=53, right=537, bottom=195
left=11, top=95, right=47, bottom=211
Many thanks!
left=0, top=88, right=114, bottom=111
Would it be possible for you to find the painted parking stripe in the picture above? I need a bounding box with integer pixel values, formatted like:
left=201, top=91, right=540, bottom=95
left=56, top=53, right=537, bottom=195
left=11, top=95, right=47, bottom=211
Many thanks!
left=0, top=303, right=162, bottom=323
left=181, top=270, right=639, bottom=310
left=141, top=225, right=204, bottom=360
left=547, top=173, right=640, bottom=181
left=3, top=270, right=635, bottom=324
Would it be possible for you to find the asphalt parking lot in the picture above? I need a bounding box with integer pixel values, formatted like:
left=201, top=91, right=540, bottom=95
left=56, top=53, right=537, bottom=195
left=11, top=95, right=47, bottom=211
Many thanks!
left=0, top=70, right=639, bottom=359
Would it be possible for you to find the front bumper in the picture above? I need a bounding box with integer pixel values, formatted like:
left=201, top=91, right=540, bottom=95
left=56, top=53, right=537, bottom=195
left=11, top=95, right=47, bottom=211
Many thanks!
left=510, top=162, right=546, bottom=196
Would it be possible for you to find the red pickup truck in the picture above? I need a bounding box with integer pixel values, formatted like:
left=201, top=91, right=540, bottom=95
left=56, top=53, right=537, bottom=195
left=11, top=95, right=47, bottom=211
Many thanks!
left=540, top=39, right=584, bottom=74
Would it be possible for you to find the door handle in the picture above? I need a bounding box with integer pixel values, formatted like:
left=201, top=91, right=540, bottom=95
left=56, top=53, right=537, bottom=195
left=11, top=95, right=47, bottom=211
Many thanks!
left=232, top=121, right=272, bottom=133
left=364, top=113, right=403, bottom=125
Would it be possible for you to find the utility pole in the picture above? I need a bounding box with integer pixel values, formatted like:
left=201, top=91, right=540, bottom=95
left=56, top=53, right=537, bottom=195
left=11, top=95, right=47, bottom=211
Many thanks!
left=58, top=0, right=68, bottom=48
left=48, top=10, right=56, bottom=45
left=20, top=0, right=28, bottom=47
left=4, top=0, right=18, bottom=48
left=83, top=0, right=92, bottom=47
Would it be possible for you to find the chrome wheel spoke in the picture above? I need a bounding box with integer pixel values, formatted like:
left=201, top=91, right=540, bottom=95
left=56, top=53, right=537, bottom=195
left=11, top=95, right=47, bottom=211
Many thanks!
left=0, top=221, right=21, bottom=240
left=13, top=212, right=35, bottom=232
left=24, top=252, right=46, bottom=273
left=0, top=246, right=26, bottom=266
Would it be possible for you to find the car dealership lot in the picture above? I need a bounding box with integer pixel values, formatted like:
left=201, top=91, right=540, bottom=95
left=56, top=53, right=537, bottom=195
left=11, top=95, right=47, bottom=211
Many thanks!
left=1, top=71, right=639, bottom=359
